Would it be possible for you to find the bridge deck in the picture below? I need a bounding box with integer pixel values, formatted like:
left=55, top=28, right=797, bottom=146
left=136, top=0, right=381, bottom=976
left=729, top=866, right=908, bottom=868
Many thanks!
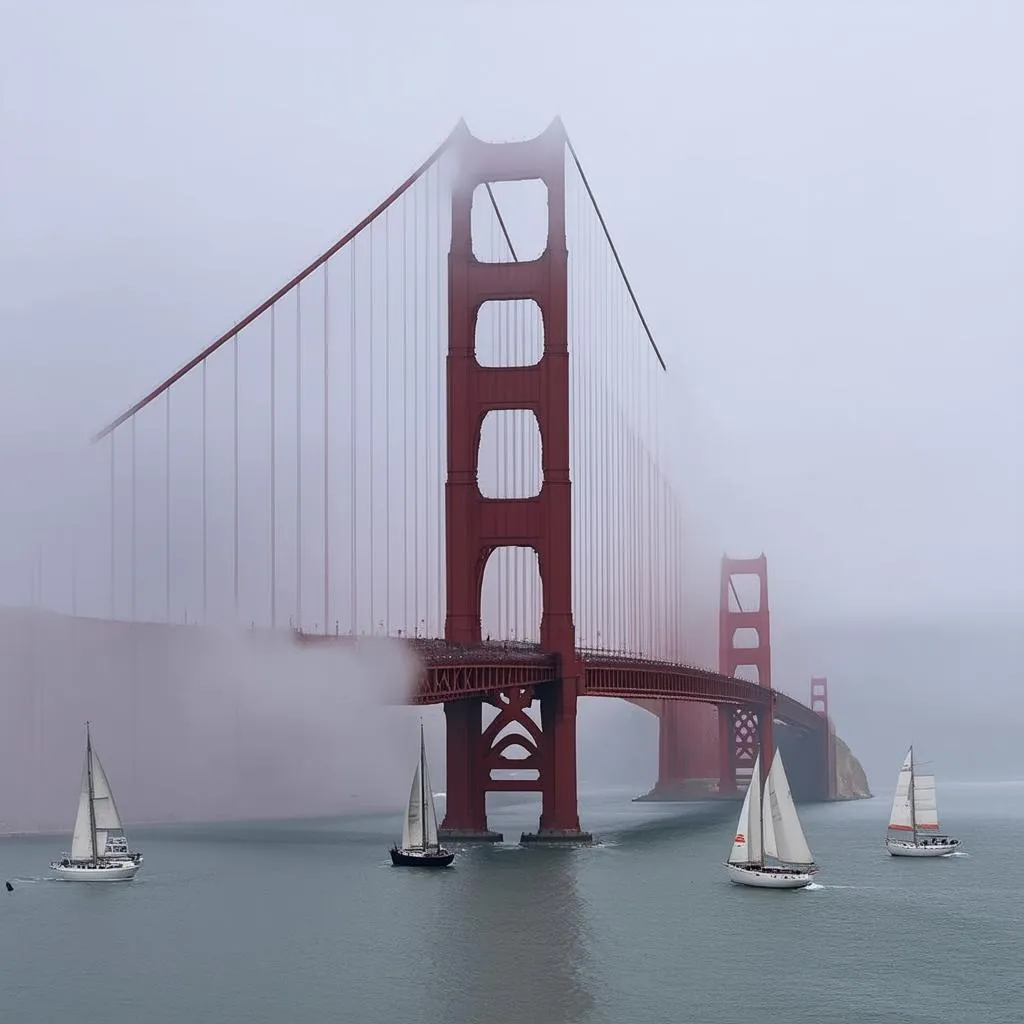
left=294, top=634, right=825, bottom=732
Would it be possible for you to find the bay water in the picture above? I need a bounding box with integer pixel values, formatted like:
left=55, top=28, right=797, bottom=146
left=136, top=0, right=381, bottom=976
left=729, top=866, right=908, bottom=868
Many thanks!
left=1, top=782, right=1020, bottom=1023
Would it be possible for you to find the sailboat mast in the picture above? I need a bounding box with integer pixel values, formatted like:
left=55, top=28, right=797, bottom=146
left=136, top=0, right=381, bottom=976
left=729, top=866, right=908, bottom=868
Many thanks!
left=909, top=745, right=917, bottom=843
left=758, top=761, right=766, bottom=867
left=419, top=722, right=428, bottom=851
left=85, top=722, right=98, bottom=864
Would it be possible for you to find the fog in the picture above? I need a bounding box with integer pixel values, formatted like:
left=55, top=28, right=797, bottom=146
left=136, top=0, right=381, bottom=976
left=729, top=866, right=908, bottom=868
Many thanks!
left=0, top=609, right=429, bottom=833
left=1, top=1, right=1022, bottom=826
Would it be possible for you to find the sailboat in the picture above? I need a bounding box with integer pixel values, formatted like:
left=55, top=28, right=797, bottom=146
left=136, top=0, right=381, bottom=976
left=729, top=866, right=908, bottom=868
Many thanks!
left=725, top=750, right=818, bottom=888
left=389, top=723, right=454, bottom=868
left=50, top=723, right=142, bottom=881
left=885, top=746, right=961, bottom=857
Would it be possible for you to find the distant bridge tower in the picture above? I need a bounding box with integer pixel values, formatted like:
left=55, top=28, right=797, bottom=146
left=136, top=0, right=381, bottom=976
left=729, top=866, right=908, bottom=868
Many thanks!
left=718, top=554, right=774, bottom=791
left=811, top=676, right=838, bottom=800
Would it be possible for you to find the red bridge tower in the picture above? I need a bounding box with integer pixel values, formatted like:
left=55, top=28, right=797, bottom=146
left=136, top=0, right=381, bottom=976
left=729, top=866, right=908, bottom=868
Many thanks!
left=439, top=121, right=590, bottom=844
left=718, top=554, right=775, bottom=792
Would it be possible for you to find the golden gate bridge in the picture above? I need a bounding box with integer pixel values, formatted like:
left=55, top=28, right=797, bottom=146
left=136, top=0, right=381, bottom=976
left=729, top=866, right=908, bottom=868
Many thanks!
left=24, top=119, right=842, bottom=843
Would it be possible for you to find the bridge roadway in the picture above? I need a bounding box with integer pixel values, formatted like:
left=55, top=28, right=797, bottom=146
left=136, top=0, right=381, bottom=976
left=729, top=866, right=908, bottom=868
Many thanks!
left=295, top=634, right=824, bottom=735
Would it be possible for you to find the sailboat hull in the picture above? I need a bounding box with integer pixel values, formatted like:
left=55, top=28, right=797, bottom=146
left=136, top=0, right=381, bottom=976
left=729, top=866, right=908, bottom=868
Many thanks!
left=50, top=859, right=140, bottom=881
left=726, top=863, right=814, bottom=889
left=886, top=837, right=961, bottom=857
left=389, top=846, right=454, bottom=868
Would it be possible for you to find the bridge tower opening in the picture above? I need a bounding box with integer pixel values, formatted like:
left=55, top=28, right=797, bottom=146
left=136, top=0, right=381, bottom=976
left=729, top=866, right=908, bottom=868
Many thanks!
left=439, top=120, right=590, bottom=844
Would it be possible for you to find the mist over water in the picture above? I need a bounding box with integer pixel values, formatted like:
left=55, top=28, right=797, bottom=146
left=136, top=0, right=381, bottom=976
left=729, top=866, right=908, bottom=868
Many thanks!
left=0, top=609, right=430, bottom=834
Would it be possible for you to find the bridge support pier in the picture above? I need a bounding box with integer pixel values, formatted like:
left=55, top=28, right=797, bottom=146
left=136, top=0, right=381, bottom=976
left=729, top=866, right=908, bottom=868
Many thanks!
left=438, top=699, right=502, bottom=842
left=437, top=680, right=591, bottom=845
left=643, top=702, right=720, bottom=798
left=717, top=704, right=737, bottom=795
left=522, top=674, right=590, bottom=843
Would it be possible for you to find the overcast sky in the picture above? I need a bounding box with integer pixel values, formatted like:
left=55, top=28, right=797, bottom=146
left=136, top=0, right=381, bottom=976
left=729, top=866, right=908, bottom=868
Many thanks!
left=4, top=1, right=1020, bottom=628
left=1, top=3, right=1022, bottom=790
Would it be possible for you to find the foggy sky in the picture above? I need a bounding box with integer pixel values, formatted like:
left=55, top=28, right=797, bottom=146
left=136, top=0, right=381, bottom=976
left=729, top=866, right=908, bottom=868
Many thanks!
left=2, top=2, right=1022, bottom=801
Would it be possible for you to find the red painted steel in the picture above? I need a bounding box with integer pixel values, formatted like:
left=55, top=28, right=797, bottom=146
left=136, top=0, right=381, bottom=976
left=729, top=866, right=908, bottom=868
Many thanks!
left=441, top=120, right=583, bottom=838
left=811, top=676, right=838, bottom=799
left=720, top=554, right=774, bottom=790
left=93, top=126, right=465, bottom=442
left=810, top=676, right=829, bottom=717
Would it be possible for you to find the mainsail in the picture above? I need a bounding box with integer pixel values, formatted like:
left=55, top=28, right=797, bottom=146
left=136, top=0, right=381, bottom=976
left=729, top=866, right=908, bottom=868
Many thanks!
left=401, top=725, right=439, bottom=852
left=763, top=753, right=815, bottom=867
left=69, top=762, right=94, bottom=862
left=68, top=727, right=129, bottom=863
left=912, top=774, right=939, bottom=831
left=90, top=749, right=127, bottom=856
left=402, top=761, right=424, bottom=850
left=728, top=754, right=762, bottom=865
left=888, top=748, right=915, bottom=832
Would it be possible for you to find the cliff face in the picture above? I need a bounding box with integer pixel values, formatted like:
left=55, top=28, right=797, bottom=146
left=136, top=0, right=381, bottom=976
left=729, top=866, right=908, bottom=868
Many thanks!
left=834, top=733, right=872, bottom=800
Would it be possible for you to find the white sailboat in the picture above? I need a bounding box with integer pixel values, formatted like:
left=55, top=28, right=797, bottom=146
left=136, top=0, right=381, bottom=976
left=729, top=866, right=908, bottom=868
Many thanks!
left=389, top=722, right=454, bottom=868
left=885, top=746, right=961, bottom=857
left=50, top=723, right=142, bottom=881
left=725, top=750, right=818, bottom=889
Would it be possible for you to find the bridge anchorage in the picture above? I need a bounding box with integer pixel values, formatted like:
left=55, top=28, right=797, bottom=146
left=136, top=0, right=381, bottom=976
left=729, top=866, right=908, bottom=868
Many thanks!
left=84, top=116, right=852, bottom=845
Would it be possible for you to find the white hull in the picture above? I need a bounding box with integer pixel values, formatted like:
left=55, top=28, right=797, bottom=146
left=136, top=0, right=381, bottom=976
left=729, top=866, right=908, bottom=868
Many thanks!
left=51, top=859, right=139, bottom=881
left=726, top=862, right=814, bottom=889
left=886, top=837, right=960, bottom=858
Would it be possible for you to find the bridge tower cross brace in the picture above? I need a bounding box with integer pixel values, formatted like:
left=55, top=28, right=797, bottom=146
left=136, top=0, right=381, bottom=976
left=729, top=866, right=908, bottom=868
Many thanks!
left=718, top=554, right=775, bottom=793
left=439, top=121, right=588, bottom=843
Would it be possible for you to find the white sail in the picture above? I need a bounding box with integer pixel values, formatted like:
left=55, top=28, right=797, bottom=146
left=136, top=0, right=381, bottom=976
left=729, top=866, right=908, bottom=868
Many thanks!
left=763, top=752, right=814, bottom=867
left=913, top=774, right=939, bottom=830
left=728, top=754, right=762, bottom=865
left=68, top=736, right=129, bottom=861
left=90, top=749, right=129, bottom=856
left=420, top=741, right=440, bottom=850
left=69, top=758, right=94, bottom=861
left=402, top=760, right=425, bottom=850
left=888, top=748, right=915, bottom=831
left=90, top=750, right=123, bottom=831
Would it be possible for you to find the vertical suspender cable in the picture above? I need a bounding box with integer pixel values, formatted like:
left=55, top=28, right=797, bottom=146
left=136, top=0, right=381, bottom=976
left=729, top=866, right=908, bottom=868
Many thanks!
left=384, top=209, right=391, bottom=634
left=413, top=184, right=420, bottom=635
left=422, top=180, right=430, bottom=637
left=368, top=227, right=375, bottom=633
left=270, top=304, right=277, bottom=628
left=421, top=179, right=430, bottom=638
left=131, top=416, right=137, bottom=621
left=494, top=218, right=504, bottom=637
left=350, top=242, right=358, bottom=634
left=296, top=283, right=303, bottom=630
left=435, top=164, right=444, bottom=638
left=71, top=530, right=78, bottom=616
left=323, top=263, right=330, bottom=634
left=165, top=391, right=171, bottom=623
left=402, top=200, right=409, bottom=635
left=233, top=334, right=240, bottom=620
left=109, top=431, right=116, bottom=619
left=202, top=358, right=208, bottom=625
